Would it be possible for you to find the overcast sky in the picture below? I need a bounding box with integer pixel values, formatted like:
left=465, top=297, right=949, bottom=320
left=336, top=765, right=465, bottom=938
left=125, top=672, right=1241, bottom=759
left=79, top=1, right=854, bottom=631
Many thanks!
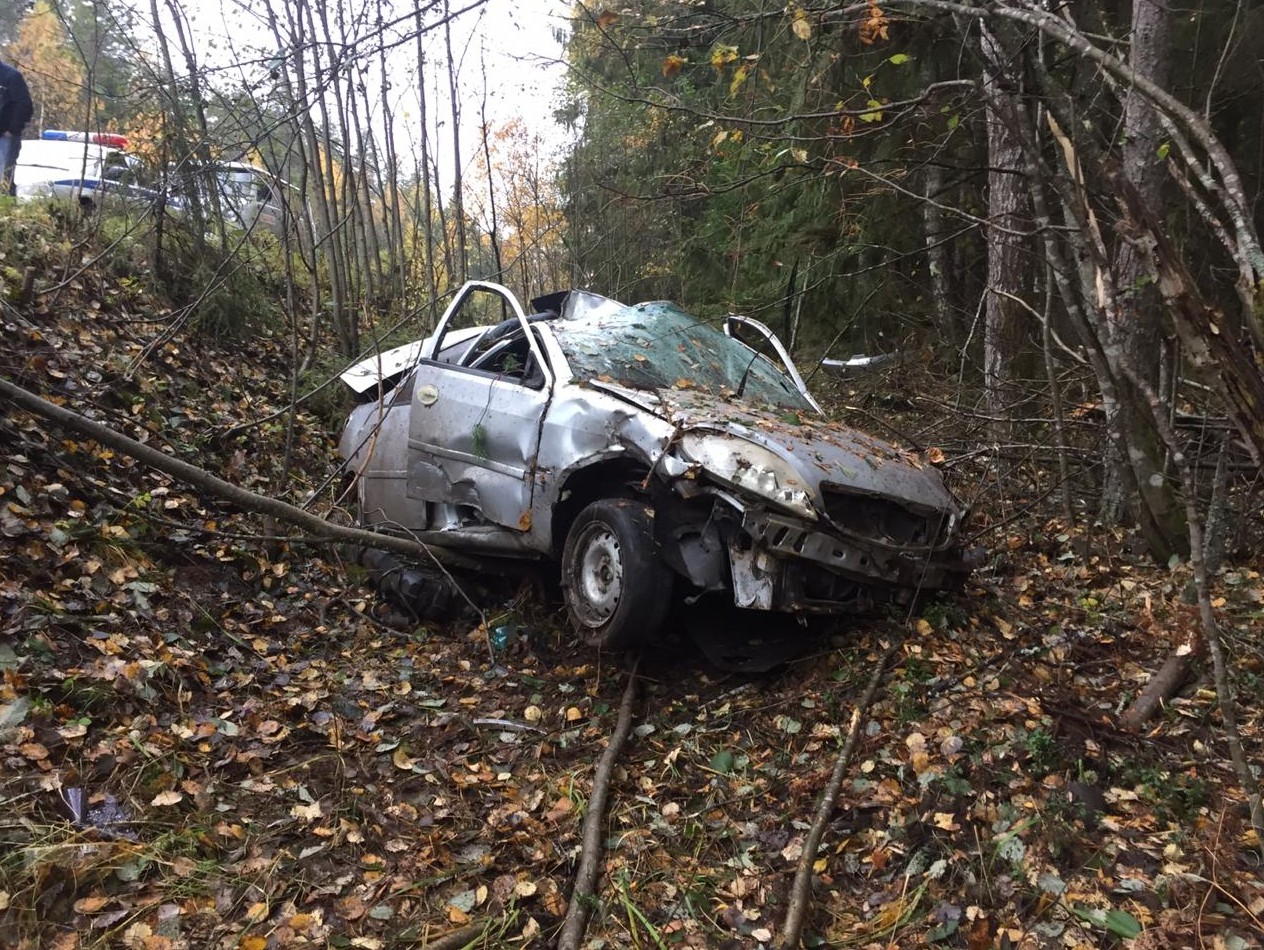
left=469, top=0, right=570, bottom=134
left=131, top=0, right=573, bottom=175
left=409, top=0, right=574, bottom=177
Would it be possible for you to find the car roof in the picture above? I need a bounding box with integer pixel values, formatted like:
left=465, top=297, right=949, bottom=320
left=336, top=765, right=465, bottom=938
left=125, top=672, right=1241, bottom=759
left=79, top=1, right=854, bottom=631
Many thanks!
left=18, top=139, right=113, bottom=165
left=16, top=140, right=113, bottom=184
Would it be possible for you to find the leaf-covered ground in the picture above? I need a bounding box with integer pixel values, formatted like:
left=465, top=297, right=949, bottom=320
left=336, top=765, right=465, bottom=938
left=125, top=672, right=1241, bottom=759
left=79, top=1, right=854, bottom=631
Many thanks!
left=2, top=227, right=1263, bottom=949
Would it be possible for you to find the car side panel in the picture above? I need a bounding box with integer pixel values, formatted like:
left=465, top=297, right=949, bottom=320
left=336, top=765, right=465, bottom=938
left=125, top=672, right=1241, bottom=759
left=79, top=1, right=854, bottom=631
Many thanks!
left=340, top=384, right=421, bottom=531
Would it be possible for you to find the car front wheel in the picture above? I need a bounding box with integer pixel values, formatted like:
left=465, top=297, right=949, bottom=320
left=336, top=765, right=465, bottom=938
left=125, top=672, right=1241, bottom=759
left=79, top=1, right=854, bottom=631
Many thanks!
left=561, top=498, right=673, bottom=650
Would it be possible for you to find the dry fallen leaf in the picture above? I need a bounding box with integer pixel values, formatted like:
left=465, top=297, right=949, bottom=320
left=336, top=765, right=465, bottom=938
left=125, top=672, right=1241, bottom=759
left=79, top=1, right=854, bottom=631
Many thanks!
left=336, top=895, right=367, bottom=921
left=291, top=801, right=322, bottom=821
left=74, top=895, right=110, bottom=913
left=392, top=747, right=417, bottom=770
left=122, top=922, right=153, bottom=947
left=514, top=879, right=538, bottom=898
left=150, top=790, right=183, bottom=807
left=447, top=905, right=470, bottom=925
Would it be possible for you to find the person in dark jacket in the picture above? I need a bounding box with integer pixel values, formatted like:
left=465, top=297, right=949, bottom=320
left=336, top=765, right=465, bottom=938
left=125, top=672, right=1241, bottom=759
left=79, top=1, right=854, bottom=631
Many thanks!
left=0, top=59, right=34, bottom=197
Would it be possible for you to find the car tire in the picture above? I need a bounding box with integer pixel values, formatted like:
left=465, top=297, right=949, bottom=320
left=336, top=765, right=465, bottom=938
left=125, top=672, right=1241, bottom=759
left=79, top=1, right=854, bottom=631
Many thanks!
left=357, top=547, right=459, bottom=623
left=561, top=498, right=673, bottom=650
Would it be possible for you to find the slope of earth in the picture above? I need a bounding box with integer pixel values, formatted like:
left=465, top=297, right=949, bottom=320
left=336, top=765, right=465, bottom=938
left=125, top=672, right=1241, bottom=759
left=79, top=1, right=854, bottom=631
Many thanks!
left=1, top=213, right=1262, bottom=949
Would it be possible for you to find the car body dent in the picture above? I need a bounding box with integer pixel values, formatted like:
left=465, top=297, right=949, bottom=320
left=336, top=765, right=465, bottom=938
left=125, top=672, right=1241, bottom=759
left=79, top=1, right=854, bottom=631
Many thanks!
left=654, top=387, right=946, bottom=502
left=337, top=281, right=975, bottom=620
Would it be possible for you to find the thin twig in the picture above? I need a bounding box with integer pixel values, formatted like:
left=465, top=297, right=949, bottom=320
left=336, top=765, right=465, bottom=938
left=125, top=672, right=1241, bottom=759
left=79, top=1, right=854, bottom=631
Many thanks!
left=777, top=640, right=899, bottom=949
left=556, top=661, right=641, bottom=950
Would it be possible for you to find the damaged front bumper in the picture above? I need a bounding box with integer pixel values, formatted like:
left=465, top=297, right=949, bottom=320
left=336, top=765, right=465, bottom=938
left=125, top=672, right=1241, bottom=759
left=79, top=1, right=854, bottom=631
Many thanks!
left=663, top=498, right=978, bottom=614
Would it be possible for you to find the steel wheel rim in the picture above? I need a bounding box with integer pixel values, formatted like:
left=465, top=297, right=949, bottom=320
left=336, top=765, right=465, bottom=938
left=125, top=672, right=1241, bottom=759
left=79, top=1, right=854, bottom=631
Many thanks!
left=571, top=522, right=623, bottom=628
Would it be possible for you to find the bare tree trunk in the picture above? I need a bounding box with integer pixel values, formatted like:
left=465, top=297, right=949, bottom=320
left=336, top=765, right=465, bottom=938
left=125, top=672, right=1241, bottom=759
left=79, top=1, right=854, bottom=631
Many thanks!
left=347, top=73, right=381, bottom=309
left=555, top=666, right=640, bottom=950
left=0, top=377, right=430, bottom=563
left=979, top=22, right=1027, bottom=440
left=1101, top=0, right=1185, bottom=548
left=1016, top=25, right=1189, bottom=561
left=262, top=0, right=347, bottom=355
left=377, top=15, right=407, bottom=309
left=414, top=9, right=439, bottom=325
left=1046, top=107, right=1187, bottom=561
left=1039, top=262, right=1075, bottom=522
left=922, top=161, right=953, bottom=339
left=777, top=642, right=898, bottom=949
left=301, top=0, right=355, bottom=355
left=257, top=3, right=321, bottom=373
left=148, top=0, right=208, bottom=254
left=443, top=0, right=468, bottom=283
left=479, top=58, right=503, bottom=282
left=314, top=0, right=362, bottom=351
left=160, top=0, right=228, bottom=253
left=1112, top=0, right=1170, bottom=393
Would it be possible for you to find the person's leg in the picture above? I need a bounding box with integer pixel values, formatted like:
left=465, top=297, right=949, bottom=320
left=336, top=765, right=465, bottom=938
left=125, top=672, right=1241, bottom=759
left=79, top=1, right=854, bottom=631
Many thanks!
left=0, top=133, right=16, bottom=196
left=7, top=134, right=18, bottom=197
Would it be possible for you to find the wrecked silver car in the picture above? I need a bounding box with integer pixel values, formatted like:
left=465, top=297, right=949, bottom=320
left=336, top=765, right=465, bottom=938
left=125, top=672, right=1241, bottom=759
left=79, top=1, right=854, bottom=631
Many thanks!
left=338, top=281, right=974, bottom=648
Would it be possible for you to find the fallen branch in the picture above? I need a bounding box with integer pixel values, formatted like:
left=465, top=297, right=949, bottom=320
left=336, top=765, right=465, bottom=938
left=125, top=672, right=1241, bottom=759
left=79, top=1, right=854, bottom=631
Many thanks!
left=420, top=921, right=486, bottom=949
left=1119, top=632, right=1203, bottom=732
left=0, top=374, right=433, bottom=563
left=777, top=640, right=899, bottom=950
left=2, top=373, right=497, bottom=664
left=556, top=663, right=641, bottom=950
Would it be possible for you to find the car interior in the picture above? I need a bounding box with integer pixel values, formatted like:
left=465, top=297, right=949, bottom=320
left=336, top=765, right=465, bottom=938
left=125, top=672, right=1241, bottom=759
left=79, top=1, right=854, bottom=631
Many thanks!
left=437, top=311, right=557, bottom=388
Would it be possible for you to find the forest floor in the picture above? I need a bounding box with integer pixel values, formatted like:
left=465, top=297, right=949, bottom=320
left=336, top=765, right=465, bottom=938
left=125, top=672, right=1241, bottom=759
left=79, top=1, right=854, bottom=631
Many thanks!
left=1, top=240, right=1263, bottom=950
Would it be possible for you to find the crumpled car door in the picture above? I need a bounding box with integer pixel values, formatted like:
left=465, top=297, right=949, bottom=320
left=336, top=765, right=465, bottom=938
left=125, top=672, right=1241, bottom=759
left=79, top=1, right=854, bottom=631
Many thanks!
left=406, top=282, right=553, bottom=532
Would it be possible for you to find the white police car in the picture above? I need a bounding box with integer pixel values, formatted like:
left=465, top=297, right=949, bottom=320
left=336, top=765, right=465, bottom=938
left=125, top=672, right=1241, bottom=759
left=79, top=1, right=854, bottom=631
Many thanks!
left=14, top=131, right=160, bottom=210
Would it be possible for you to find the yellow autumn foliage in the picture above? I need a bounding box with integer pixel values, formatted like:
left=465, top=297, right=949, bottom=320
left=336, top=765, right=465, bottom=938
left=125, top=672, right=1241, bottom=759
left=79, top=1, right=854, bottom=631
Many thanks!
left=3, top=1, right=94, bottom=133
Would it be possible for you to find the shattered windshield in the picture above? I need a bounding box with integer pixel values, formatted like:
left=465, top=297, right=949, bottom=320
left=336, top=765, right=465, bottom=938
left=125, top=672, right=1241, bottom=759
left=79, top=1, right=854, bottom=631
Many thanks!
left=553, top=302, right=813, bottom=411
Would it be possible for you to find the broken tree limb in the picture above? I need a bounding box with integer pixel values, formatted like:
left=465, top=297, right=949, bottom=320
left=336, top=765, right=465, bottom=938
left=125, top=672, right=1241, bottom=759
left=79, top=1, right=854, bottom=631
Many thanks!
left=419, top=922, right=486, bottom=950
left=0, top=374, right=438, bottom=562
left=776, top=641, right=899, bottom=950
left=556, top=663, right=640, bottom=950
left=1119, top=633, right=1203, bottom=732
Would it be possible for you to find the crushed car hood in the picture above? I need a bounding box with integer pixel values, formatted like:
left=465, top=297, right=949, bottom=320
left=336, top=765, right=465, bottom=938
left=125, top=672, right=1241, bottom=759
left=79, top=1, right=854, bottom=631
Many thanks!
left=586, top=380, right=956, bottom=513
